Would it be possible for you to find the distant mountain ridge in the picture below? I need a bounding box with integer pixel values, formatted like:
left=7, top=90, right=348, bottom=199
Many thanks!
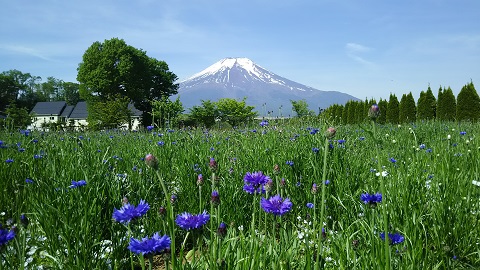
left=175, top=57, right=359, bottom=116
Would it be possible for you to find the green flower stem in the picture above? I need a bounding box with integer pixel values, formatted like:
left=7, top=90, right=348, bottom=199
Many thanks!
left=155, top=170, right=176, bottom=269
left=315, top=136, right=330, bottom=269
left=372, top=120, right=390, bottom=270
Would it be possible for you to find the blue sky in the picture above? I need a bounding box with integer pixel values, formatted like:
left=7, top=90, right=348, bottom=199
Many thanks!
left=1, top=0, right=479, bottom=101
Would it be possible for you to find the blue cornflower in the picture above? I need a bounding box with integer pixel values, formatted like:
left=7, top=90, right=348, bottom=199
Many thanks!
left=361, top=193, right=382, bottom=205
left=359, top=137, right=365, bottom=141
left=325, top=180, right=331, bottom=185
left=243, top=171, right=271, bottom=193
left=460, top=131, right=466, bottom=135
left=112, top=199, right=150, bottom=223
left=310, top=128, right=319, bottom=135
left=157, top=141, right=164, bottom=146
left=25, top=178, right=34, bottom=184
left=312, top=147, right=320, bottom=153
left=260, top=120, right=269, bottom=127
left=419, top=144, right=426, bottom=149
left=69, top=180, right=87, bottom=188
left=306, top=203, right=314, bottom=209
left=389, top=158, right=397, bottom=163
left=286, top=160, right=294, bottom=166
left=380, top=232, right=404, bottom=245
left=261, top=195, right=293, bottom=216
left=5, top=159, right=13, bottom=163
left=34, top=154, right=43, bottom=159
left=175, top=211, right=210, bottom=230
left=147, top=125, right=154, bottom=131
left=337, top=139, right=346, bottom=144
left=128, top=232, right=170, bottom=255
left=0, top=227, right=15, bottom=246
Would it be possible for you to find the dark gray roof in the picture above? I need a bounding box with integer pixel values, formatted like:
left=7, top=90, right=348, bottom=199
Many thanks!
left=128, top=103, right=143, bottom=117
left=30, top=101, right=66, bottom=116
left=69, top=101, right=88, bottom=119
left=61, top=105, right=74, bottom=118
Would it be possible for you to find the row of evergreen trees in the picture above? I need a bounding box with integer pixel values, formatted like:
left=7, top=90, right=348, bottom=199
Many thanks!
left=323, top=82, right=480, bottom=124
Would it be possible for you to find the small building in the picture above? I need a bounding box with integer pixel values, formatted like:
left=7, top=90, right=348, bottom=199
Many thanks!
left=127, top=102, right=143, bottom=130
left=68, top=101, right=88, bottom=130
left=29, top=101, right=68, bottom=130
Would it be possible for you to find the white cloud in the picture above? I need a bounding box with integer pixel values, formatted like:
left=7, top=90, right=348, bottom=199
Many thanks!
left=0, top=45, right=55, bottom=62
left=345, top=43, right=372, bottom=53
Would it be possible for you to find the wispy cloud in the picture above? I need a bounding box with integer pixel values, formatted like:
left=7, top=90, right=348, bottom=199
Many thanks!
left=0, top=45, right=55, bottom=62
left=346, top=42, right=372, bottom=53
left=345, top=43, right=375, bottom=67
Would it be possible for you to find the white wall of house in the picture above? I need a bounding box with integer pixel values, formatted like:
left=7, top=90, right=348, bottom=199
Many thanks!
left=30, top=115, right=61, bottom=129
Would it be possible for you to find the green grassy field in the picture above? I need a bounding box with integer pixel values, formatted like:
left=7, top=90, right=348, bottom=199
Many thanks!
left=1, top=119, right=479, bottom=269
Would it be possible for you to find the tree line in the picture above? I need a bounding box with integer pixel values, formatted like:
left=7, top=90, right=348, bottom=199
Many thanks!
left=323, top=82, right=480, bottom=124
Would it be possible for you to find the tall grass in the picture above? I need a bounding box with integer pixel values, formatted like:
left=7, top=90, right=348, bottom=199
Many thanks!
left=0, top=120, right=479, bottom=269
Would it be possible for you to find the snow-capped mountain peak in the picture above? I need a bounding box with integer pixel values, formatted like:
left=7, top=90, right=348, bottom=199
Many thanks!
left=176, top=57, right=359, bottom=116
left=181, top=57, right=290, bottom=87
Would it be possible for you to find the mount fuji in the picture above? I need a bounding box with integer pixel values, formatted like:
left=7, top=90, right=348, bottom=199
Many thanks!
left=175, top=57, right=359, bottom=116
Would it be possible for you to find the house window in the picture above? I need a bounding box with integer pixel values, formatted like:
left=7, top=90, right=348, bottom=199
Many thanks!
left=50, top=117, right=55, bottom=120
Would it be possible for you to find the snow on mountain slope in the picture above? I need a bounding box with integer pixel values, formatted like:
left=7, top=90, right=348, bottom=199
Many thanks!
left=176, top=57, right=359, bottom=116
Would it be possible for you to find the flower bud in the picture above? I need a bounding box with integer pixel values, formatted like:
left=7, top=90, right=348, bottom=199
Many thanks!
left=197, top=174, right=204, bottom=186
left=211, top=190, right=220, bottom=206
left=209, top=157, right=218, bottom=171
left=368, top=104, right=380, bottom=119
left=217, top=222, right=227, bottom=237
left=20, top=214, right=29, bottom=229
left=311, top=183, right=318, bottom=194
left=265, top=179, right=273, bottom=192
left=145, top=154, right=158, bottom=170
left=159, top=206, right=166, bottom=216
left=273, top=164, right=280, bottom=174
left=324, top=127, right=336, bottom=139
left=170, top=194, right=177, bottom=204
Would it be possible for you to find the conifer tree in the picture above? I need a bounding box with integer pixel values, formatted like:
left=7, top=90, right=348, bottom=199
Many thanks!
left=456, top=81, right=480, bottom=122
left=399, top=94, right=408, bottom=123
left=417, top=86, right=436, bottom=120
left=386, top=94, right=399, bottom=124
left=443, top=87, right=456, bottom=121
left=377, top=99, right=388, bottom=124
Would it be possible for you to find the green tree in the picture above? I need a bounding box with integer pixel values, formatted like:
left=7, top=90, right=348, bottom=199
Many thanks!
left=386, top=94, right=399, bottom=124
left=437, top=86, right=456, bottom=121
left=0, top=74, right=19, bottom=113
left=189, top=100, right=218, bottom=128
left=63, top=82, right=80, bottom=105
left=87, top=95, right=132, bottom=130
left=417, top=86, right=436, bottom=120
left=77, top=38, right=178, bottom=125
left=377, top=99, right=388, bottom=124
left=4, top=102, right=32, bottom=129
left=1, top=69, right=43, bottom=111
left=216, top=98, right=257, bottom=127
left=290, top=99, right=314, bottom=117
left=456, top=81, right=480, bottom=122
left=151, top=96, right=184, bottom=128
left=399, top=92, right=416, bottom=123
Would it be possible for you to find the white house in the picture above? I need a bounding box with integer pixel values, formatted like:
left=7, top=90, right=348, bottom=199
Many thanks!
left=29, top=101, right=68, bottom=130
left=29, top=101, right=143, bottom=130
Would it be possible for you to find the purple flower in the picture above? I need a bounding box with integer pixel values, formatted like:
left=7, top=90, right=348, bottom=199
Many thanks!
left=5, top=159, right=13, bottom=163
left=147, top=125, right=154, bottom=131
left=361, top=193, right=382, bottom=205
left=380, top=232, right=404, bottom=245
left=312, top=147, right=319, bottom=153
left=259, top=120, right=269, bottom=127
left=25, top=178, right=34, bottom=184
left=306, top=203, right=314, bottom=208
left=175, top=211, right=210, bottom=230
left=157, top=141, right=164, bottom=146
left=260, top=195, right=293, bottom=216
left=286, top=160, right=294, bottom=166
left=128, top=232, right=170, bottom=255
left=112, top=199, right=150, bottom=223
left=368, top=104, right=380, bottom=119
left=460, top=131, right=466, bottom=135
left=0, top=228, right=15, bottom=246
left=389, top=158, right=397, bottom=163
left=244, top=171, right=270, bottom=186
left=69, top=180, right=87, bottom=188
left=337, top=139, right=346, bottom=144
